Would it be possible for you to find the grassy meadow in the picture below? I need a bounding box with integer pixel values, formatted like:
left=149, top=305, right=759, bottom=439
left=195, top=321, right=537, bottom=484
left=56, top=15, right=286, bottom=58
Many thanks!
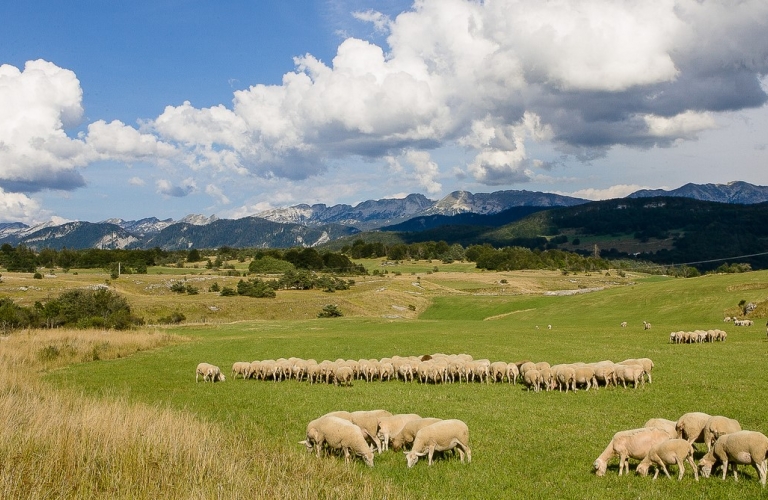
left=12, top=266, right=763, bottom=499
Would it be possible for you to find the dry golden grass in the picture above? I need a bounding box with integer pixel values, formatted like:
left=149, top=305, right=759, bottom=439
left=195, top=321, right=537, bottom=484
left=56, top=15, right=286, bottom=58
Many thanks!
left=0, top=329, right=403, bottom=499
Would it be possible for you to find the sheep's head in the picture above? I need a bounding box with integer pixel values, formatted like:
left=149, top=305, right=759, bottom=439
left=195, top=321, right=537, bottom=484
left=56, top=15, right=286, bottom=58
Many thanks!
left=698, top=455, right=716, bottom=478
left=593, top=459, right=607, bottom=477
left=635, top=463, right=650, bottom=477
left=362, top=451, right=374, bottom=468
left=405, top=451, right=419, bottom=468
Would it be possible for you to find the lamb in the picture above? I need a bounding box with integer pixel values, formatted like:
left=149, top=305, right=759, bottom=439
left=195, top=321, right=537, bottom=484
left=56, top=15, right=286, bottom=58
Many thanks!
left=376, top=414, right=422, bottom=451
left=636, top=438, right=699, bottom=481
left=593, top=427, right=673, bottom=476
left=643, top=418, right=678, bottom=438
left=699, top=430, right=768, bottom=486
left=405, top=419, right=471, bottom=467
left=196, top=362, right=225, bottom=382
left=675, top=412, right=712, bottom=447
left=390, top=418, right=443, bottom=451
left=643, top=320, right=652, bottom=330
left=231, top=361, right=251, bottom=380
left=621, top=321, right=628, bottom=328
left=300, top=415, right=375, bottom=467
left=702, top=416, right=742, bottom=453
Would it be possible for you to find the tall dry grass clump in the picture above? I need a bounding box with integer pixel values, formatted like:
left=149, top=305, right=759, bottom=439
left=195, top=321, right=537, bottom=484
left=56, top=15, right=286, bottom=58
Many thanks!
left=0, top=329, right=401, bottom=499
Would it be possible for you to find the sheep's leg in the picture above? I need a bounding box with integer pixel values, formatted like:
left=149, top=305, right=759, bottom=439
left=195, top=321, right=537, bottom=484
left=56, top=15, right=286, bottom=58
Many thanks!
left=674, top=459, right=685, bottom=480
left=652, top=466, right=659, bottom=480
left=618, top=454, right=627, bottom=476
left=427, top=445, right=436, bottom=466
left=687, top=456, right=699, bottom=481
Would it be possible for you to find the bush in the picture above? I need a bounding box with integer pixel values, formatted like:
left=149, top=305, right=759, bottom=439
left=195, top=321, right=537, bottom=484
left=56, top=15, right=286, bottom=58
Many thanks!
left=219, top=287, right=237, bottom=297
left=158, top=311, right=186, bottom=324
left=317, top=304, right=343, bottom=318
left=33, top=272, right=43, bottom=279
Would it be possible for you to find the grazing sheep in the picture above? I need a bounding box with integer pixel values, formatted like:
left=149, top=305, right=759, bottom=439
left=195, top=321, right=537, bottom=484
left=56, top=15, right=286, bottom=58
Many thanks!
left=523, top=368, right=542, bottom=392
left=593, top=427, right=673, bottom=476
left=553, top=364, right=576, bottom=393
left=489, top=361, right=508, bottom=383
left=334, top=366, right=354, bottom=387
left=376, top=414, right=422, bottom=451
left=643, top=321, right=652, bottom=330
left=591, top=361, right=616, bottom=387
left=506, top=363, right=520, bottom=385
left=300, top=415, right=375, bottom=467
left=405, top=419, right=471, bottom=467
left=699, top=430, right=768, bottom=486
left=621, top=321, right=628, bottom=328
left=196, top=362, right=225, bottom=383
left=351, top=410, right=393, bottom=453
left=538, top=366, right=555, bottom=391
left=614, top=364, right=643, bottom=389
left=723, top=316, right=732, bottom=322
left=573, top=365, right=598, bottom=391
left=675, top=412, right=712, bottom=447
left=619, top=358, right=654, bottom=384
left=636, top=438, right=699, bottom=481
left=390, top=418, right=443, bottom=451
left=231, top=361, right=251, bottom=380
left=703, top=416, right=742, bottom=453
left=643, top=418, right=678, bottom=438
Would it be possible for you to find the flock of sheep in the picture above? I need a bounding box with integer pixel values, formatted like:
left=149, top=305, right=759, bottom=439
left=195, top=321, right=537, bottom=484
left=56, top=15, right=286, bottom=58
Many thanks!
left=194, top=355, right=655, bottom=392
left=724, top=317, right=754, bottom=326
left=299, top=409, right=471, bottom=468
left=594, top=412, right=768, bottom=486
left=669, top=329, right=728, bottom=343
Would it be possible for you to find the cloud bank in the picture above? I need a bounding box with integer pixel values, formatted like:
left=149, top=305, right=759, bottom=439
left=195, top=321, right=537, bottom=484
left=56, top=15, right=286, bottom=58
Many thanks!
left=2, top=0, right=767, bottom=216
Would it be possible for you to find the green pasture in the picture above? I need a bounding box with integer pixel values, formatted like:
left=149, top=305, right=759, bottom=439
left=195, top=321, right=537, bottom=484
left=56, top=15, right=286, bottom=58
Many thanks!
left=48, top=271, right=768, bottom=499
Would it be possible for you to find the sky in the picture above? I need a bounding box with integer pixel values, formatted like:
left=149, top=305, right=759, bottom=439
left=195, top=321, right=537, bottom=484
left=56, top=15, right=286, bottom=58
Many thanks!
left=1, top=0, right=767, bottom=225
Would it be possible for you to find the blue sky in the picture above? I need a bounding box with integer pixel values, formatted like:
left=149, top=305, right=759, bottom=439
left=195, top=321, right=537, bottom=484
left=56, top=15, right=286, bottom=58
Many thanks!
left=1, top=0, right=767, bottom=224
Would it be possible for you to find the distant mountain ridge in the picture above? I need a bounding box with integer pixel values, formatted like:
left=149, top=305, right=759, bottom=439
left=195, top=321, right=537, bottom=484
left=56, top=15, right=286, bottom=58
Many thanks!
left=255, top=190, right=588, bottom=230
left=628, top=181, right=768, bottom=204
left=1, top=182, right=766, bottom=251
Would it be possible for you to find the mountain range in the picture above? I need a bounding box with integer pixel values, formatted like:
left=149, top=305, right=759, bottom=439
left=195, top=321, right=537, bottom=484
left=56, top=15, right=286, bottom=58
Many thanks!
left=1, top=181, right=767, bottom=251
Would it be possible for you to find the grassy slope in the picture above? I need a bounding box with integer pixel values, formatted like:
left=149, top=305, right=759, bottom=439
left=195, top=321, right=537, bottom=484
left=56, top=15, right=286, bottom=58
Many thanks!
left=45, top=270, right=768, bottom=499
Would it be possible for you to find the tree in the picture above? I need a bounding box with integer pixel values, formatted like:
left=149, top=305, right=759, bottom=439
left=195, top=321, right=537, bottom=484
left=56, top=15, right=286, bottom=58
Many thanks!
left=187, top=248, right=202, bottom=262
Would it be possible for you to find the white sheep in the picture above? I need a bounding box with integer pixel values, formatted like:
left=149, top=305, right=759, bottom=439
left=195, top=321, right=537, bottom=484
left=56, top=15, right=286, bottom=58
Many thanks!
left=593, top=427, right=673, bottom=476
left=351, top=410, right=392, bottom=453
left=619, top=358, right=654, bottom=384
left=523, top=368, right=542, bottom=392
left=231, top=361, right=251, bottom=380
left=489, top=361, right=508, bottom=383
left=553, top=364, right=576, bottom=393
left=196, top=362, right=225, bottom=382
left=506, top=363, right=520, bottom=385
left=621, top=321, right=628, bottom=328
left=405, top=419, right=471, bottom=467
left=614, top=363, right=643, bottom=389
left=699, top=430, right=768, bottom=486
left=643, top=418, right=678, bottom=438
left=643, top=321, right=652, bottom=330
left=376, top=414, right=422, bottom=451
left=334, top=366, right=354, bottom=386
left=300, top=415, right=375, bottom=467
left=573, top=365, right=598, bottom=391
left=675, top=412, right=712, bottom=447
left=702, top=416, right=742, bottom=453
left=636, top=438, right=699, bottom=481
left=390, top=418, right=443, bottom=451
